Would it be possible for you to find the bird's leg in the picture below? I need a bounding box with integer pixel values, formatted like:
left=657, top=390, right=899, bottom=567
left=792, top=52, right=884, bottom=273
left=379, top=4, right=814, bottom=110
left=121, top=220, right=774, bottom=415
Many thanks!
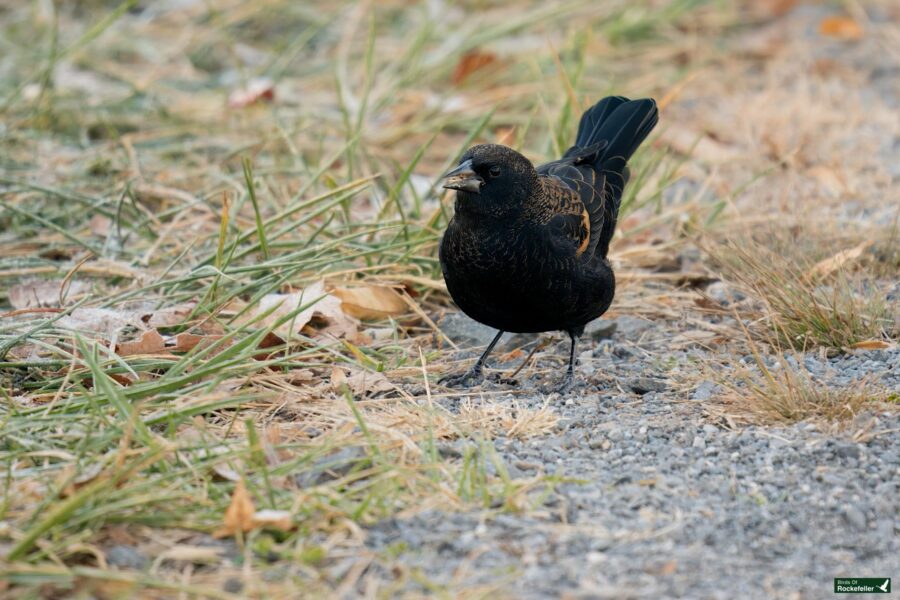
left=440, top=330, right=504, bottom=388
left=556, top=332, right=579, bottom=394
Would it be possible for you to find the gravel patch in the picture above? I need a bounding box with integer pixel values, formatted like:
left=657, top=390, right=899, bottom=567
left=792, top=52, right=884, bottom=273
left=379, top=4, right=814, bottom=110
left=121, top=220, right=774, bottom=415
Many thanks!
left=360, top=315, right=898, bottom=598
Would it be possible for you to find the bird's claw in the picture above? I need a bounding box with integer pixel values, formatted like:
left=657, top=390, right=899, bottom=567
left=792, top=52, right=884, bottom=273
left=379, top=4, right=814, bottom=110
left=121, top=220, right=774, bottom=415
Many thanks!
left=439, top=369, right=485, bottom=388
left=552, top=372, right=576, bottom=395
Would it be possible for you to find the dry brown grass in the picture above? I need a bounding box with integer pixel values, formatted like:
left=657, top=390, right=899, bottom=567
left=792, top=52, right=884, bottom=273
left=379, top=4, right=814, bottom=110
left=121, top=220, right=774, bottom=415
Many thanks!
left=714, top=338, right=895, bottom=426
left=706, top=226, right=896, bottom=350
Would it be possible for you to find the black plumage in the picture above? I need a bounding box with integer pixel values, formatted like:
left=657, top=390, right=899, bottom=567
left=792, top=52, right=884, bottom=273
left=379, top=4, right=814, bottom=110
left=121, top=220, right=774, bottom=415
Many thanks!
left=439, top=96, right=659, bottom=391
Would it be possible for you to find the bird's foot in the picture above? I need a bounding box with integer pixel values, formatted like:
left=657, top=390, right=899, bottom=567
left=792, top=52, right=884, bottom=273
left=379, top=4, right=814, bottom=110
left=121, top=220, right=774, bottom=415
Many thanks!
left=552, top=372, right=576, bottom=395
left=439, top=368, right=485, bottom=389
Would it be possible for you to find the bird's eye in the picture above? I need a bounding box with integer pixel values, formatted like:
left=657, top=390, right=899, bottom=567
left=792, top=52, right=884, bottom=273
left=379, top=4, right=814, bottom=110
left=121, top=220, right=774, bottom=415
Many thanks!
left=488, top=165, right=501, bottom=177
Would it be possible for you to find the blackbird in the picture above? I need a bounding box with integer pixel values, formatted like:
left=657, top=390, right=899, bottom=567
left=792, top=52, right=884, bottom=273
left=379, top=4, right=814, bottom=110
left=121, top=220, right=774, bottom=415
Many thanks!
left=439, top=96, right=658, bottom=391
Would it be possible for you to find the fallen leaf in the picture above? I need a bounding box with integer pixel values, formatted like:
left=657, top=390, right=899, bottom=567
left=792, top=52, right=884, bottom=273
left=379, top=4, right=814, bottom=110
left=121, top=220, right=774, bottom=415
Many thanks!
left=145, top=302, right=198, bottom=328
left=228, top=78, right=275, bottom=108
left=211, top=463, right=242, bottom=482
left=819, top=16, right=864, bottom=40
left=265, top=423, right=282, bottom=447
left=8, top=279, right=90, bottom=309
left=89, top=214, right=113, bottom=237
left=56, top=302, right=198, bottom=338
left=58, top=308, right=141, bottom=336
left=81, top=373, right=136, bottom=389
left=693, top=296, right=723, bottom=311
left=284, top=369, right=316, bottom=385
left=116, top=329, right=167, bottom=356
left=108, top=373, right=136, bottom=386
left=849, top=340, right=891, bottom=350
left=330, top=365, right=347, bottom=390
left=171, top=332, right=225, bottom=353
left=215, top=480, right=256, bottom=537
left=810, top=241, right=871, bottom=278
left=331, top=285, right=407, bottom=320
left=252, top=509, right=293, bottom=532
left=251, top=281, right=358, bottom=340
left=756, top=0, right=802, bottom=18
left=330, top=366, right=393, bottom=396
left=452, top=50, right=499, bottom=85
left=254, top=331, right=285, bottom=360
left=106, top=526, right=140, bottom=546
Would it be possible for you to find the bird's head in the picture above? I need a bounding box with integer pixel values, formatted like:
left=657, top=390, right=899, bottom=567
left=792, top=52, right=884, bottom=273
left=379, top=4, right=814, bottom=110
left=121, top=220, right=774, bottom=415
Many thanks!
left=442, top=144, right=537, bottom=219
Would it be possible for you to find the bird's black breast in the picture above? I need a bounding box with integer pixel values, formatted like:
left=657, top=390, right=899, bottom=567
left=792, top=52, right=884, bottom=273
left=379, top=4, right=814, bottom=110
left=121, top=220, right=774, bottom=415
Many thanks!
left=439, top=216, right=615, bottom=334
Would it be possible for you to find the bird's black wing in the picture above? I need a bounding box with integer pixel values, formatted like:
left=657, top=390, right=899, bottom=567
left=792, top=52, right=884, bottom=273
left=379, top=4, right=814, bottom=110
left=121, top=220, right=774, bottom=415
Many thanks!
left=535, top=97, right=658, bottom=259
left=535, top=152, right=608, bottom=259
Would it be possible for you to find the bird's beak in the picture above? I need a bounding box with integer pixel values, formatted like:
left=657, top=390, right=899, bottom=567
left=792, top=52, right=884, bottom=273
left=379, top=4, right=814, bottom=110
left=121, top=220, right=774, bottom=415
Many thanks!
left=442, top=159, right=483, bottom=194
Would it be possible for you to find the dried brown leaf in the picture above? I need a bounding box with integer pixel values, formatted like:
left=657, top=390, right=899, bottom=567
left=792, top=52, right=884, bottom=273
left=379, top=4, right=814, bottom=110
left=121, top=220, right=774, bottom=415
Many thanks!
left=171, top=332, right=224, bottom=353
left=451, top=50, right=499, bottom=85
left=58, top=308, right=141, bottom=336
left=331, top=285, right=407, bottom=320
left=819, top=16, right=864, bottom=40
left=116, top=329, right=167, bottom=356
left=215, top=480, right=256, bottom=538
left=145, top=302, right=198, bottom=328
left=56, top=302, right=197, bottom=338
left=694, top=296, right=723, bottom=311
left=228, top=78, right=275, bottom=108
left=810, top=241, right=871, bottom=279
left=251, top=281, right=358, bottom=340
left=756, top=0, right=802, bottom=18
left=108, top=373, right=136, bottom=386
left=251, top=509, right=294, bottom=532
left=330, top=366, right=393, bottom=396
left=89, top=214, right=113, bottom=237
left=8, top=279, right=90, bottom=309
left=211, top=463, right=241, bottom=482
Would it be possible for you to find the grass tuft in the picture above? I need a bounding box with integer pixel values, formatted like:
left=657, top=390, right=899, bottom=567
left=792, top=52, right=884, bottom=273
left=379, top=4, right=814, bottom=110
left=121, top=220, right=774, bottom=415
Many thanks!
left=715, top=331, right=894, bottom=425
left=707, top=232, right=895, bottom=350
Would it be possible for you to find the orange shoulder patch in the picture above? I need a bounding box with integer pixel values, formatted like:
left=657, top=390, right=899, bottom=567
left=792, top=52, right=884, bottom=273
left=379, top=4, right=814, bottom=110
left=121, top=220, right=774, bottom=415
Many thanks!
left=575, top=208, right=590, bottom=256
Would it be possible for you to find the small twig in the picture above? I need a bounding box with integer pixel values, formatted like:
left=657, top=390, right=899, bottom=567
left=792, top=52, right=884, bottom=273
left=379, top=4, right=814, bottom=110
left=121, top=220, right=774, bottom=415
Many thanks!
left=505, top=339, right=549, bottom=380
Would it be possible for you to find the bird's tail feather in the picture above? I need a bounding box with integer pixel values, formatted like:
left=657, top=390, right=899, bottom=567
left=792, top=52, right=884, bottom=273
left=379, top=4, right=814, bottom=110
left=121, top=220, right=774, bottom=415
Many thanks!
left=574, top=96, right=658, bottom=169
left=574, top=96, right=629, bottom=149
left=574, top=96, right=658, bottom=258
